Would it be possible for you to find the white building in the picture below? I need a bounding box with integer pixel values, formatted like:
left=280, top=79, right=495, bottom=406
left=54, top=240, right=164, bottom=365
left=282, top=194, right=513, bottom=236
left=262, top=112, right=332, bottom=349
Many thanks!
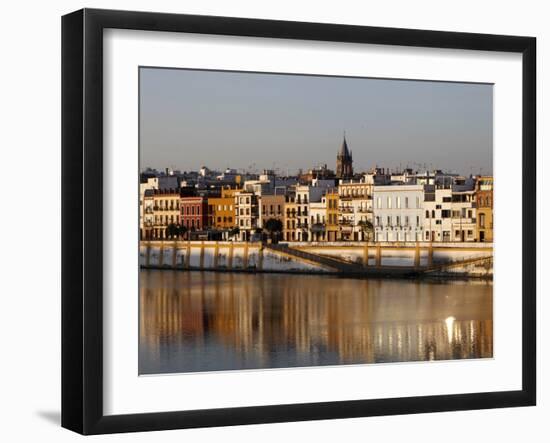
left=450, top=190, right=477, bottom=242
left=422, top=186, right=452, bottom=242
left=309, top=200, right=327, bottom=242
left=373, top=185, right=424, bottom=242
left=295, top=184, right=329, bottom=241
left=234, top=191, right=259, bottom=241
left=139, top=177, right=158, bottom=239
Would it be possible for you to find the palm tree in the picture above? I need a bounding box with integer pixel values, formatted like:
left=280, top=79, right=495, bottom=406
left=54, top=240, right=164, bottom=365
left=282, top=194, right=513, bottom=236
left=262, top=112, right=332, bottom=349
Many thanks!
left=357, top=220, right=374, bottom=241
left=264, top=218, right=283, bottom=243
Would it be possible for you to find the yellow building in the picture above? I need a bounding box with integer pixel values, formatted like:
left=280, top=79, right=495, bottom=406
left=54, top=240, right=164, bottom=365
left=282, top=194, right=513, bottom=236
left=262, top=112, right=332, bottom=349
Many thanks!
left=475, top=176, right=493, bottom=242
left=208, top=187, right=238, bottom=230
left=325, top=188, right=339, bottom=242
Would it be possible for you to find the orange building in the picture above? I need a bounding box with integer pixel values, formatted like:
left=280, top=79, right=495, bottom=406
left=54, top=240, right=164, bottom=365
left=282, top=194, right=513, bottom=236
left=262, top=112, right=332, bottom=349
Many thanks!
left=208, top=187, right=239, bottom=231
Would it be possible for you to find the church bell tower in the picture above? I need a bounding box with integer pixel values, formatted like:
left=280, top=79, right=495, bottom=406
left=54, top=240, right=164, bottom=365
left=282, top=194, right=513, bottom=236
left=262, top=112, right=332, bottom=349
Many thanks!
left=336, top=134, right=353, bottom=179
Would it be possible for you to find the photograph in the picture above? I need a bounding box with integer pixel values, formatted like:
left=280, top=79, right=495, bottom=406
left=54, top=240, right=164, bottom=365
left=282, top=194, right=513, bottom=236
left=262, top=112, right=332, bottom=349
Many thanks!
left=138, top=67, right=494, bottom=375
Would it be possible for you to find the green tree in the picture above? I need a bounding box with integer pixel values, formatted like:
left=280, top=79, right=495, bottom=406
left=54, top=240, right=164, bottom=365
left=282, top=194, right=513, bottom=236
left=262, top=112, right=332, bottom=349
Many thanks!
left=229, top=227, right=240, bottom=240
left=166, top=223, right=179, bottom=239
left=357, top=220, right=374, bottom=241
left=264, top=218, right=283, bottom=242
left=177, top=224, right=188, bottom=239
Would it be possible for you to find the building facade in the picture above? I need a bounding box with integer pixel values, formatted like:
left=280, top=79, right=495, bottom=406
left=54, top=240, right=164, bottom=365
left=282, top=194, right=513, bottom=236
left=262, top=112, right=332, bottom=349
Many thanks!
left=180, top=196, right=209, bottom=233
left=235, top=191, right=259, bottom=241
left=338, top=180, right=374, bottom=241
left=423, top=187, right=453, bottom=242
left=325, top=188, right=339, bottom=242
left=259, top=194, right=285, bottom=229
left=476, top=176, right=494, bottom=242
left=151, top=189, right=181, bottom=239
left=208, top=187, right=238, bottom=232
left=283, top=192, right=297, bottom=242
left=451, top=190, right=477, bottom=242
left=141, top=189, right=155, bottom=240
left=373, top=185, right=424, bottom=242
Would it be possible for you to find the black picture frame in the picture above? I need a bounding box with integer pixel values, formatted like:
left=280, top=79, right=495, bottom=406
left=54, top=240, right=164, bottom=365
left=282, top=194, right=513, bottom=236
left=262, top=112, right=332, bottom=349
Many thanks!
left=62, top=8, right=536, bottom=435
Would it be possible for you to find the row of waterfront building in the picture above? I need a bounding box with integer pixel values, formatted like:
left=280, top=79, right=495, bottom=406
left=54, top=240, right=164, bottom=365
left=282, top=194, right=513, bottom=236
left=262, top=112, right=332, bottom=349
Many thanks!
left=139, top=167, right=493, bottom=244
left=140, top=136, right=492, bottom=243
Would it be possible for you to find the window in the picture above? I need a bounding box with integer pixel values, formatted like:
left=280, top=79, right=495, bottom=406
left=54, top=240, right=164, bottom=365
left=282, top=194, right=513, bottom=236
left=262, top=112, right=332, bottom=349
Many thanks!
left=425, top=210, right=430, bottom=218
left=436, top=204, right=441, bottom=209
left=396, top=216, right=401, bottom=226
left=416, top=216, right=419, bottom=226
left=441, top=210, right=451, bottom=218
left=479, top=213, right=486, bottom=228
left=405, top=216, right=409, bottom=226
left=442, top=197, right=451, bottom=202
left=416, top=197, right=420, bottom=208
left=396, top=197, right=401, bottom=209
left=405, top=197, right=409, bottom=209
left=377, top=197, right=382, bottom=209
left=387, top=216, right=391, bottom=226
left=387, top=197, right=392, bottom=209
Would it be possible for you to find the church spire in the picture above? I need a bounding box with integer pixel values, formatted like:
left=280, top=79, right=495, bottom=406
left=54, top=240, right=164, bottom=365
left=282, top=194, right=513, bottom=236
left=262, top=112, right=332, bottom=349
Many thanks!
left=336, top=133, right=353, bottom=179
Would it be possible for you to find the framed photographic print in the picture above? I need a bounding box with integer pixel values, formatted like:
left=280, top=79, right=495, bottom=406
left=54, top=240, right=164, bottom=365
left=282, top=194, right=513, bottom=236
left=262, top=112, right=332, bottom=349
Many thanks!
left=61, top=8, right=536, bottom=435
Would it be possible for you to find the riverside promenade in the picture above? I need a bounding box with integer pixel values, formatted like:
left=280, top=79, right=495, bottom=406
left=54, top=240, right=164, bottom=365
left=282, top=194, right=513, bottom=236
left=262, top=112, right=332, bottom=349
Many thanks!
left=139, top=240, right=493, bottom=278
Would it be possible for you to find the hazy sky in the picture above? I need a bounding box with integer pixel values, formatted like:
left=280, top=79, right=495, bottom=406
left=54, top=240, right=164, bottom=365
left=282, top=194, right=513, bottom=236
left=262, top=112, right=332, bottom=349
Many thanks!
left=139, top=67, right=493, bottom=176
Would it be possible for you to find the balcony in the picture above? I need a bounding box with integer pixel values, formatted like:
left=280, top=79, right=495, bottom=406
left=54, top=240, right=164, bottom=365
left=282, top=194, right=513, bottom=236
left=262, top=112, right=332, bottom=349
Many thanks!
left=339, top=207, right=353, bottom=213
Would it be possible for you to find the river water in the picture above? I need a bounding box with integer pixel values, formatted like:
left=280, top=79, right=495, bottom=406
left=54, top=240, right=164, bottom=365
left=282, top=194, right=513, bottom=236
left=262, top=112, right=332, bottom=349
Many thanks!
left=139, top=270, right=492, bottom=374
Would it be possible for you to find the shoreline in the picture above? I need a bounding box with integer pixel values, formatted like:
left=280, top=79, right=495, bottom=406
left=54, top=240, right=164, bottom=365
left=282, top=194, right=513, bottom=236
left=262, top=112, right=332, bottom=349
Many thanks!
left=139, top=264, right=493, bottom=282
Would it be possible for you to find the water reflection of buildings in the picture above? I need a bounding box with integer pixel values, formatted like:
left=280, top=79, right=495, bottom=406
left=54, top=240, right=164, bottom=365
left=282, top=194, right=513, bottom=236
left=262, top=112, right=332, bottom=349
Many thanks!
left=140, top=271, right=493, bottom=373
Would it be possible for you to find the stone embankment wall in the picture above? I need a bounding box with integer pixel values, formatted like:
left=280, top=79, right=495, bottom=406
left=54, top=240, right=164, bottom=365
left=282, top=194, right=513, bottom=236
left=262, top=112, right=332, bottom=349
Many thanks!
left=140, top=241, right=493, bottom=278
